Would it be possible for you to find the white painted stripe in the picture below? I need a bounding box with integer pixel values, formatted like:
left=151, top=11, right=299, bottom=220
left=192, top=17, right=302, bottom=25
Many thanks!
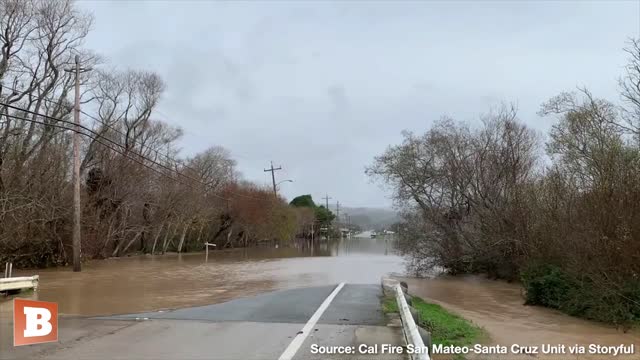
left=278, top=282, right=346, bottom=360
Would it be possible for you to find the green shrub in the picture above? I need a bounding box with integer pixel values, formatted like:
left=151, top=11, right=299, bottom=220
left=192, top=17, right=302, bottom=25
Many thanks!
left=521, top=263, right=640, bottom=326
left=521, top=263, right=575, bottom=309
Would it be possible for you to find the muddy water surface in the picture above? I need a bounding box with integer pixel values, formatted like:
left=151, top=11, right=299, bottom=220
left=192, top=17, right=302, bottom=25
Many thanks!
left=402, top=276, right=640, bottom=359
left=0, top=236, right=402, bottom=351
left=2, top=237, right=402, bottom=316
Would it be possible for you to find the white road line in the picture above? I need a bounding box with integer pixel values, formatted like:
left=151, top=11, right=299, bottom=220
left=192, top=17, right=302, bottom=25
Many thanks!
left=278, top=282, right=346, bottom=360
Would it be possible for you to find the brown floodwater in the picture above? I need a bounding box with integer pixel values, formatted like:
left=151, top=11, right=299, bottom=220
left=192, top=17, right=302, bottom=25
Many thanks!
left=1, top=237, right=402, bottom=316
left=402, top=276, right=640, bottom=360
left=0, top=236, right=402, bottom=351
left=2, top=236, right=639, bottom=359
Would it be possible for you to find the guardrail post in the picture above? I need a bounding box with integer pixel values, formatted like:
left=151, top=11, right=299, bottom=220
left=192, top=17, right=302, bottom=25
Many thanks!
left=205, top=243, right=216, bottom=262
left=32, top=275, right=39, bottom=290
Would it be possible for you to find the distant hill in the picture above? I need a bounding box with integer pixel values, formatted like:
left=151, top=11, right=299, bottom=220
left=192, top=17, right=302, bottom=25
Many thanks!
left=342, top=207, right=399, bottom=231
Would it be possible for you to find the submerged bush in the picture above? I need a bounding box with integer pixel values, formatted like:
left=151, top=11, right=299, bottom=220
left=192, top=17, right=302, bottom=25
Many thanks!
left=521, top=264, right=640, bottom=326
left=521, top=264, right=575, bottom=309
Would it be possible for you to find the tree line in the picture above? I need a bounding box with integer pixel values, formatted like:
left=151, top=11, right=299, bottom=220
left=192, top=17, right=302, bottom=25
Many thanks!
left=0, top=0, right=322, bottom=268
left=367, top=40, right=640, bottom=326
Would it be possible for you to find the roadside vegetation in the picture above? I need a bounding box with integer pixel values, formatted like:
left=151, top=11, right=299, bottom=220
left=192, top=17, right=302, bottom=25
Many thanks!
left=289, top=195, right=335, bottom=234
left=369, top=40, right=640, bottom=326
left=0, top=1, right=337, bottom=268
left=411, top=297, right=484, bottom=348
left=382, top=295, right=484, bottom=349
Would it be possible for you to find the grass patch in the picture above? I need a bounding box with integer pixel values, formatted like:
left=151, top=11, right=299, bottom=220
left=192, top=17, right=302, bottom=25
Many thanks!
left=382, top=296, right=398, bottom=313
left=382, top=293, right=485, bottom=356
left=410, top=296, right=484, bottom=348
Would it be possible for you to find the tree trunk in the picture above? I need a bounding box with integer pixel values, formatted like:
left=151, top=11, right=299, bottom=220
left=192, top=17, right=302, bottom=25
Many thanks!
left=163, top=223, right=177, bottom=253
left=223, top=227, right=233, bottom=248
left=196, top=224, right=204, bottom=244
left=121, top=231, right=142, bottom=254
left=151, top=223, right=164, bottom=255
left=112, top=230, right=135, bottom=257
left=100, top=220, right=115, bottom=258
left=177, top=223, right=188, bottom=253
left=141, top=202, right=151, bottom=252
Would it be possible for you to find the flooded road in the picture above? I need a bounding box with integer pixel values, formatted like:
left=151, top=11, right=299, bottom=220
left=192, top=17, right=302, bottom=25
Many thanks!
left=1, top=236, right=402, bottom=353
left=1, top=236, right=403, bottom=317
left=3, top=235, right=640, bottom=359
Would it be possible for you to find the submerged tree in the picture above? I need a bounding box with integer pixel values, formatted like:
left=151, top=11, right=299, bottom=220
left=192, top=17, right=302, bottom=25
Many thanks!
left=367, top=41, right=640, bottom=325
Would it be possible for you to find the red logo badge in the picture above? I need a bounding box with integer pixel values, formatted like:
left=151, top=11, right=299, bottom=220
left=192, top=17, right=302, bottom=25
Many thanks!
left=13, top=298, right=58, bottom=346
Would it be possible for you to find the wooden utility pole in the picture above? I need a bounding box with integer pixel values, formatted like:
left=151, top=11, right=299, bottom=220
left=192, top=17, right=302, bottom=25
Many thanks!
left=71, top=55, right=82, bottom=272
left=65, top=55, right=91, bottom=272
left=345, top=213, right=351, bottom=239
left=322, top=194, right=331, bottom=210
left=335, top=201, right=341, bottom=239
left=321, top=194, right=332, bottom=240
left=264, top=161, right=282, bottom=198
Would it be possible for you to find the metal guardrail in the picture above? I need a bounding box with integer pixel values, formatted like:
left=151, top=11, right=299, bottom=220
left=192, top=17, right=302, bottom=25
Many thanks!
left=0, top=275, right=39, bottom=292
left=394, top=283, right=430, bottom=360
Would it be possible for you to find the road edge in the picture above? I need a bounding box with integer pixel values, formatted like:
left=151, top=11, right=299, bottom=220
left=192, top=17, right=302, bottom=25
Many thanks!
left=381, top=277, right=430, bottom=360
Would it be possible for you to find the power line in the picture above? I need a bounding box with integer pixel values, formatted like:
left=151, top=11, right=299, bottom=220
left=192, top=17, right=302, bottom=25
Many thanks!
left=79, top=109, right=195, bottom=170
left=0, top=103, right=274, bottom=203
left=1, top=113, right=198, bottom=190
left=4, top=86, right=240, bottom=189
left=2, top=101, right=217, bottom=191
left=76, top=109, right=271, bottom=202
left=80, top=108, right=275, bottom=196
left=1, top=88, right=278, bottom=202
left=3, top=112, right=271, bottom=206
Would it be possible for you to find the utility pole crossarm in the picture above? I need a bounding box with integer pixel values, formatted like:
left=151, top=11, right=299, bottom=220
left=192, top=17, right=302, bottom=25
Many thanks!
left=264, top=161, right=282, bottom=198
left=322, top=194, right=332, bottom=211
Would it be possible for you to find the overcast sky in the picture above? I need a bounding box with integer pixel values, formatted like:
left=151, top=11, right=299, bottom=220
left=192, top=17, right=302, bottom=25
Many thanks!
left=79, top=0, right=639, bottom=208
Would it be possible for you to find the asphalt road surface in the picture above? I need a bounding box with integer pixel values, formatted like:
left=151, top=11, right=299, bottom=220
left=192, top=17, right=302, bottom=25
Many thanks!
left=3, top=283, right=405, bottom=360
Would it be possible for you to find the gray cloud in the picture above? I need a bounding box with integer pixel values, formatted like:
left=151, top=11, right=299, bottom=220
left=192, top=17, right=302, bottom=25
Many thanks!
left=79, top=1, right=639, bottom=208
left=327, top=84, right=349, bottom=116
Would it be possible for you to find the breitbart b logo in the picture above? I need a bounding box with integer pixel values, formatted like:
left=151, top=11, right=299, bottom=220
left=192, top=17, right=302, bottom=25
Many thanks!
left=13, top=298, right=58, bottom=346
